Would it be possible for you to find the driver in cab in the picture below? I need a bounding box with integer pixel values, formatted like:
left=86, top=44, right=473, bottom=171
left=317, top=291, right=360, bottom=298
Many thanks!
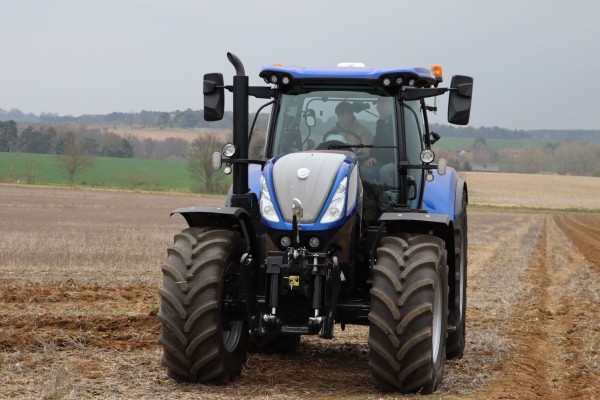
left=325, top=101, right=373, bottom=162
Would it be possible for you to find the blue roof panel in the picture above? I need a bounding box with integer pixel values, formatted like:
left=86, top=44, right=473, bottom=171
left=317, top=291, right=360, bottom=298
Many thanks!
left=260, top=65, right=435, bottom=80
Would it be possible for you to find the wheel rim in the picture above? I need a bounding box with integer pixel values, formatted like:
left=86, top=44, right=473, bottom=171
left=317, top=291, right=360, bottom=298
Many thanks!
left=222, top=320, right=243, bottom=352
left=432, top=271, right=443, bottom=365
left=221, top=262, right=243, bottom=353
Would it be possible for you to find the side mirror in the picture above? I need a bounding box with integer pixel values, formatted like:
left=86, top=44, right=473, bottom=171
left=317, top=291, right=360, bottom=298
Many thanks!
left=204, top=73, right=224, bottom=121
left=448, top=75, right=473, bottom=125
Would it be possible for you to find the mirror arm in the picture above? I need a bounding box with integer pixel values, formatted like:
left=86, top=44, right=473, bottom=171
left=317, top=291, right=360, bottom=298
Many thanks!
left=248, top=86, right=276, bottom=99
left=402, top=87, right=448, bottom=101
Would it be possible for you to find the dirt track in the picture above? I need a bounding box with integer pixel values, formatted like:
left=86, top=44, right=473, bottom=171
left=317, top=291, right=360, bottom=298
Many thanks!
left=1, top=185, right=599, bottom=399
left=467, top=214, right=600, bottom=399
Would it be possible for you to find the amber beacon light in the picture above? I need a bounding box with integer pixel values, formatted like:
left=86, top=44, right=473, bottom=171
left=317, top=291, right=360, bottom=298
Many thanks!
left=431, top=64, right=443, bottom=82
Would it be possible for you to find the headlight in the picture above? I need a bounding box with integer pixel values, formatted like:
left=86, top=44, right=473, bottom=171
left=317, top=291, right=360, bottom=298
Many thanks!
left=320, top=177, right=347, bottom=224
left=260, top=175, right=279, bottom=223
left=420, top=149, right=435, bottom=163
left=222, top=143, right=236, bottom=157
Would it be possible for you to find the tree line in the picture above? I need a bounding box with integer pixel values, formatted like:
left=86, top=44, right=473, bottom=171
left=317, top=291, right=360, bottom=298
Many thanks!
left=430, top=123, right=600, bottom=144
left=1, top=108, right=236, bottom=130
left=437, top=137, right=600, bottom=176
left=0, top=121, right=192, bottom=160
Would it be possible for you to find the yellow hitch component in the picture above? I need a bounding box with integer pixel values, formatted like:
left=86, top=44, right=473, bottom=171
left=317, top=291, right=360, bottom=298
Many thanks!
left=289, top=275, right=300, bottom=289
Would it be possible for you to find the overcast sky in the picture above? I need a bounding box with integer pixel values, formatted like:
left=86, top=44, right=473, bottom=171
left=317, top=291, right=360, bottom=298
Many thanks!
left=1, top=0, right=599, bottom=130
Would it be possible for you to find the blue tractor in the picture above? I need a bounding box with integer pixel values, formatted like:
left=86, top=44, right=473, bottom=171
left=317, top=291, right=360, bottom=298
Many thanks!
left=158, top=53, right=473, bottom=393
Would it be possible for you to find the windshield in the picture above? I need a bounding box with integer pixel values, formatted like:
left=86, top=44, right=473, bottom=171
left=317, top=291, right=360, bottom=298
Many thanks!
left=270, top=91, right=395, bottom=159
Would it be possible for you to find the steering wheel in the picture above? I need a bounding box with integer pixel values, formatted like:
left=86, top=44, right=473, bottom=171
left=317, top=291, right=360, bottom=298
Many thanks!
left=323, top=128, right=362, bottom=144
left=322, top=129, right=362, bottom=145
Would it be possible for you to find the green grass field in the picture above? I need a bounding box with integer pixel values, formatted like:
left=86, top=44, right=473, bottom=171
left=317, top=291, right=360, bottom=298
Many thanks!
left=0, top=152, right=195, bottom=191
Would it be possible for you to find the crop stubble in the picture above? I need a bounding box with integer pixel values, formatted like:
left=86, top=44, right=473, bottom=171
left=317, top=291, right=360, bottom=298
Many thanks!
left=1, top=183, right=599, bottom=399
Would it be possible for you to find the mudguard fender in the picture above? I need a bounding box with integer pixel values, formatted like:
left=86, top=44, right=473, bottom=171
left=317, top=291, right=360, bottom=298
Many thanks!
left=454, top=178, right=468, bottom=224
left=171, top=206, right=255, bottom=250
left=379, top=212, right=453, bottom=244
left=378, top=212, right=456, bottom=301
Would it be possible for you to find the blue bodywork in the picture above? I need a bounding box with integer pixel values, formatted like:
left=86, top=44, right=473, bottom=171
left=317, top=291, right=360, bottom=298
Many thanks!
left=262, top=65, right=436, bottom=81
left=422, top=168, right=459, bottom=222
left=248, top=163, right=261, bottom=196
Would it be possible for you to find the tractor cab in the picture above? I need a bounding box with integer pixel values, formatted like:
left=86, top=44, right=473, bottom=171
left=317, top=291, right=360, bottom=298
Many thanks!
left=258, top=64, right=469, bottom=220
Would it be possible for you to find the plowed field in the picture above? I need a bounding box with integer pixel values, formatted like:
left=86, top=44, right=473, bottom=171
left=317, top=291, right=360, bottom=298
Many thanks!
left=1, top=183, right=599, bottom=399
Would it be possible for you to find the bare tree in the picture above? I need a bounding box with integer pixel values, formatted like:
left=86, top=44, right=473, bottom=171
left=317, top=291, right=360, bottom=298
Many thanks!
left=187, top=133, right=227, bottom=193
left=56, top=132, right=95, bottom=185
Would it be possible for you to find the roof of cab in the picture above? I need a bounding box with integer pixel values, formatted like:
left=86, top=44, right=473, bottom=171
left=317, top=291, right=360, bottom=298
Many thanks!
left=261, top=65, right=432, bottom=79
left=259, top=65, right=437, bottom=88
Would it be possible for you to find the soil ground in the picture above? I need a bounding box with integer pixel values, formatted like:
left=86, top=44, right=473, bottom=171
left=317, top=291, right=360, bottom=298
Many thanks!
left=1, top=184, right=599, bottom=399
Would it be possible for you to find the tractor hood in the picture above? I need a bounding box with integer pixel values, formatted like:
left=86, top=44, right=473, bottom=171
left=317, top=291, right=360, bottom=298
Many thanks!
left=260, top=151, right=360, bottom=230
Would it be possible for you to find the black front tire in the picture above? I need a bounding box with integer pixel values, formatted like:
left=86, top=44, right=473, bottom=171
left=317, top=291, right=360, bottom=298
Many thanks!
left=368, top=234, right=448, bottom=393
left=158, top=228, right=248, bottom=384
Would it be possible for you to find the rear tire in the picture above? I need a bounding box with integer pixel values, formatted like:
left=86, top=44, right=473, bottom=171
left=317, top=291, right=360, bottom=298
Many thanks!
left=368, top=234, right=448, bottom=393
left=447, top=195, right=467, bottom=359
left=158, top=227, right=248, bottom=384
